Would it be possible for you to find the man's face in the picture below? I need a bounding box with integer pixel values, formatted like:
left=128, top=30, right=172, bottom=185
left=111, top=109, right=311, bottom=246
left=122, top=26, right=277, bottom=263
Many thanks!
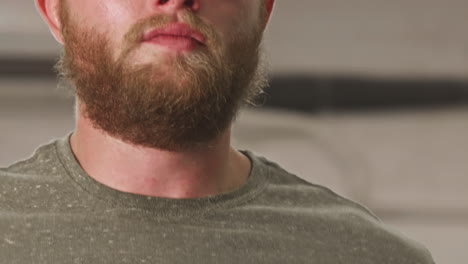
left=58, top=0, right=269, bottom=151
left=61, top=0, right=265, bottom=63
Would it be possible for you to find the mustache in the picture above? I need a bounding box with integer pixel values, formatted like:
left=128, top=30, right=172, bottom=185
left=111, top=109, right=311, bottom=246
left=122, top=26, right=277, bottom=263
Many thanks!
left=120, top=11, right=221, bottom=58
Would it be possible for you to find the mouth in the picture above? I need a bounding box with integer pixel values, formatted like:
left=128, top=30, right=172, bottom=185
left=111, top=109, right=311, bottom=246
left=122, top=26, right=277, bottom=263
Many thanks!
left=142, top=23, right=206, bottom=51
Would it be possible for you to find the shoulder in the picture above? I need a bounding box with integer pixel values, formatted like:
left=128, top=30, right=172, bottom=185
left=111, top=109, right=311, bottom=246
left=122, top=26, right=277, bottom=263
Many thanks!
left=0, top=139, right=60, bottom=180
left=0, top=140, right=68, bottom=210
left=249, top=152, right=436, bottom=263
left=251, top=152, right=375, bottom=215
left=1, top=140, right=60, bottom=176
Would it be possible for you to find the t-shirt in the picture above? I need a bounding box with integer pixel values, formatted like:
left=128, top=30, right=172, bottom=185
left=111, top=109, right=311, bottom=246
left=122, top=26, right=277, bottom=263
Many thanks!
left=0, top=133, right=435, bottom=264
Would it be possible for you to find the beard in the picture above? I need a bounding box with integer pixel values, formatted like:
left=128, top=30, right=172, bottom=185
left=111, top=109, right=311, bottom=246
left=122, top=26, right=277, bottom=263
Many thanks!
left=57, top=4, right=269, bottom=152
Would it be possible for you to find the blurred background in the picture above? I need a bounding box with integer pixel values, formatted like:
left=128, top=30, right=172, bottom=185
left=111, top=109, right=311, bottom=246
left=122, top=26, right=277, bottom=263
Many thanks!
left=1, top=1, right=467, bottom=263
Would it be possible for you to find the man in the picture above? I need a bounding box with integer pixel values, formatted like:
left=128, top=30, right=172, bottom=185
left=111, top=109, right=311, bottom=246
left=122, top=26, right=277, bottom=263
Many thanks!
left=0, top=0, right=435, bottom=263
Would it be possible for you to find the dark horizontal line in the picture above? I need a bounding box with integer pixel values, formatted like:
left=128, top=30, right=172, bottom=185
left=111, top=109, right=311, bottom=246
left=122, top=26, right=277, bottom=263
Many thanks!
left=1, top=57, right=468, bottom=111
left=263, top=75, right=468, bottom=112
left=0, top=57, right=57, bottom=78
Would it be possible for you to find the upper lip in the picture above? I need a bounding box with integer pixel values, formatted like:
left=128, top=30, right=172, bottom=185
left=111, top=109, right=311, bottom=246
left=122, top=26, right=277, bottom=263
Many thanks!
left=142, top=23, right=206, bottom=45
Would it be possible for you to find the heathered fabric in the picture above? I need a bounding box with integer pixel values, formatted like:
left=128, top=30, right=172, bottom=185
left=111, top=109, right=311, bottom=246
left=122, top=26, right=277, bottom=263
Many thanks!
left=0, top=133, right=435, bottom=264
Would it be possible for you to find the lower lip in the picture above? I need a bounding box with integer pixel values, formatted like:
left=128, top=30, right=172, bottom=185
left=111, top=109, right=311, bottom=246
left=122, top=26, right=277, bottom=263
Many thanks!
left=144, top=35, right=202, bottom=52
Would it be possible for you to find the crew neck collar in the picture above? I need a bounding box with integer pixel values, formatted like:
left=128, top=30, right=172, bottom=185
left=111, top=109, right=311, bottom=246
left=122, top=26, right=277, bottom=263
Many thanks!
left=54, top=132, right=270, bottom=218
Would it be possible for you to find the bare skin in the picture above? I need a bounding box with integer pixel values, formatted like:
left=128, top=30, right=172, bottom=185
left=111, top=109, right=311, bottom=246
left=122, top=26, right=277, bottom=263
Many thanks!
left=70, top=101, right=252, bottom=198
left=36, top=0, right=275, bottom=198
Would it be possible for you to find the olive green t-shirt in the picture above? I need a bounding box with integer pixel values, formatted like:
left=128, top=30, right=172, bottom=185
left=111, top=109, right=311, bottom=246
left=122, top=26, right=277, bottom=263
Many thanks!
left=0, top=134, right=435, bottom=263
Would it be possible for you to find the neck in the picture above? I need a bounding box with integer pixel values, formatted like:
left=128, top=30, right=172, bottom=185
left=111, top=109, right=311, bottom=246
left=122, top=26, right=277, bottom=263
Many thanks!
left=69, top=111, right=251, bottom=199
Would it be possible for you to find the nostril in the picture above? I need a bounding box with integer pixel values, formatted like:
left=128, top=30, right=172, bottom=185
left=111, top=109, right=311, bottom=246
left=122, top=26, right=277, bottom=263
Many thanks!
left=155, top=0, right=199, bottom=10
left=184, top=0, right=194, bottom=7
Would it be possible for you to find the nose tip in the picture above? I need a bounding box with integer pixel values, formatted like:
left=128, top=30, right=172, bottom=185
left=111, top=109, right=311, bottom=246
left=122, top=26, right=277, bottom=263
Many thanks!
left=155, top=0, right=200, bottom=12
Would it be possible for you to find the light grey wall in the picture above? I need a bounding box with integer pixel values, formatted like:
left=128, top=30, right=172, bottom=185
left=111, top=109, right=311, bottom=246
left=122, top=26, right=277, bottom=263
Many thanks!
left=265, top=0, right=468, bottom=78
left=1, top=1, right=468, bottom=78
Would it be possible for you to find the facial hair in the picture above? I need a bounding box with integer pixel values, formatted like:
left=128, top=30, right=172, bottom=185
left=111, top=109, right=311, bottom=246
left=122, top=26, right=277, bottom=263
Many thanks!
left=57, top=4, right=268, bottom=152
